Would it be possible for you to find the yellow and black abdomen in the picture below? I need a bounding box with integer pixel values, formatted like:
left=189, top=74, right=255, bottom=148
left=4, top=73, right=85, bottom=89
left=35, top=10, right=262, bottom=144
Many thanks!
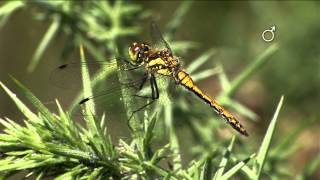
left=175, top=70, right=248, bottom=136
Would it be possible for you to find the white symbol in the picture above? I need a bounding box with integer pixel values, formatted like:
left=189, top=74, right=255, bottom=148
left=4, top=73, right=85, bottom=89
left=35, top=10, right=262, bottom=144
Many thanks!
left=262, top=26, right=276, bottom=42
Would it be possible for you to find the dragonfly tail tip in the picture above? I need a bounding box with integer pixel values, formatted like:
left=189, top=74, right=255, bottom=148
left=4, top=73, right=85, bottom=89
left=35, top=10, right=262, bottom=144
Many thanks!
left=242, top=130, right=249, bottom=137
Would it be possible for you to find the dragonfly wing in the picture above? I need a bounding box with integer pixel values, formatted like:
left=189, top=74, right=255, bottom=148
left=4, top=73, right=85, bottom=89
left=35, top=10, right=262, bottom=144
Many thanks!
left=49, top=60, right=119, bottom=90
left=150, top=22, right=173, bottom=53
left=77, top=74, right=172, bottom=118
left=49, top=59, right=152, bottom=118
left=71, top=76, right=149, bottom=117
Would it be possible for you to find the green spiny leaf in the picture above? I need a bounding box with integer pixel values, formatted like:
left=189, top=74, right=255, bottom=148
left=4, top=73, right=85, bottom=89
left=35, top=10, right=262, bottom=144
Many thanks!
left=254, top=96, right=284, bottom=179
left=0, top=82, right=38, bottom=121
left=213, top=136, right=236, bottom=180
left=220, top=153, right=256, bottom=180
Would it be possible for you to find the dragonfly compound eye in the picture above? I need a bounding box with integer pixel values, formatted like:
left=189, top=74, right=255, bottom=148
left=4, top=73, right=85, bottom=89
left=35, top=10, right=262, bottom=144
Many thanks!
left=129, top=43, right=141, bottom=62
left=143, top=46, right=149, bottom=52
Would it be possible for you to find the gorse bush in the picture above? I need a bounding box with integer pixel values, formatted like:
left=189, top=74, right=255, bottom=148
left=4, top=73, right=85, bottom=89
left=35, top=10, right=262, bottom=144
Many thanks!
left=0, top=1, right=318, bottom=179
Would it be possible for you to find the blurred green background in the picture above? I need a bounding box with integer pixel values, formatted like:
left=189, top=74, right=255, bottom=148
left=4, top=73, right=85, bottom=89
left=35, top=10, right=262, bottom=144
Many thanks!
left=0, top=1, right=319, bottom=178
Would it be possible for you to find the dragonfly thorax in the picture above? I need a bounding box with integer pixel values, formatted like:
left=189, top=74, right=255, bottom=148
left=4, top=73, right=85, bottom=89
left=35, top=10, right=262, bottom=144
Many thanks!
left=129, top=42, right=181, bottom=76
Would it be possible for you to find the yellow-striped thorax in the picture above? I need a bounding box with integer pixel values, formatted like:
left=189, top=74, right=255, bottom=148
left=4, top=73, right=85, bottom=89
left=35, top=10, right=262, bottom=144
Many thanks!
left=128, top=42, right=181, bottom=76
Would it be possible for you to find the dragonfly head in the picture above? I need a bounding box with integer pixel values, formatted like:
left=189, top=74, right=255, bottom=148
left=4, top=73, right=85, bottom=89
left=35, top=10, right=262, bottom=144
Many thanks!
left=129, top=42, right=150, bottom=65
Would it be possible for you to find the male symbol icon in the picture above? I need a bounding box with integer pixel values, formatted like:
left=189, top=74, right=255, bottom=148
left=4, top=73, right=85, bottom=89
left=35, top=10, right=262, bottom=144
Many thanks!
left=262, top=26, right=276, bottom=42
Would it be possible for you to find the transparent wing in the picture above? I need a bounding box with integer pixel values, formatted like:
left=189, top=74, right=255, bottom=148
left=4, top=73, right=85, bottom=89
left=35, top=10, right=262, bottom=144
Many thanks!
left=72, top=75, right=150, bottom=117
left=150, top=22, right=173, bottom=53
left=49, top=59, right=127, bottom=90
left=49, top=59, right=160, bottom=118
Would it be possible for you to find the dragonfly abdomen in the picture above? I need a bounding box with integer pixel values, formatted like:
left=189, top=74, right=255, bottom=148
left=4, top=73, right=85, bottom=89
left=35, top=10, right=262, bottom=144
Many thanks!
left=175, top=70, right=249, bottom=136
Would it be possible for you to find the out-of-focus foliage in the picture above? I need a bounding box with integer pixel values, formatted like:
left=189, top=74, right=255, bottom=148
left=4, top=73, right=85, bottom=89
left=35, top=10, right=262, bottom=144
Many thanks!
left=1, top=0, right=144, bottom=72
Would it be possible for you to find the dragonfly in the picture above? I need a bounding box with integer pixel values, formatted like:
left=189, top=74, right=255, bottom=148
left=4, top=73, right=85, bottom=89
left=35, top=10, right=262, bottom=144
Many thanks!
left=52, top=23, right=248, bottom=137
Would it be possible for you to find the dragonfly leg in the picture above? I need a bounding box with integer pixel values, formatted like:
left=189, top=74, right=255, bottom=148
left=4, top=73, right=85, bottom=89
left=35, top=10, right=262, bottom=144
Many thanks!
left=116, top=56, right=132, bottom=65
left=130, top=99, right=157, bottom=117
left=123, top=66, right=141, bottom=71
left=127, top=74, right=159, bottom=131
left=138, top=72, right=149, bottom=90
left=123, top=72, right=149, bottom=91
left=131, top=74, right=159, bottom=112
left=151, top=74, right=159, bottom=100
left=132, top=73, right=159, bottom=100
left=127, top=98, right=157, bottom=132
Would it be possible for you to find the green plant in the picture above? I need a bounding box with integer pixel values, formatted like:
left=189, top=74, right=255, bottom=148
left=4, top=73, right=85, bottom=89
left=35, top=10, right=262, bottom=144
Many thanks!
left=0, top=46, right=284, bottom=179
